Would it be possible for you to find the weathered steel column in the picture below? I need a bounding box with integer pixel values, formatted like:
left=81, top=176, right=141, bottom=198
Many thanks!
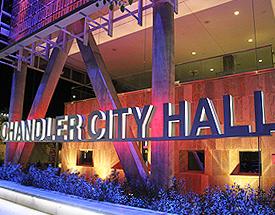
left=151, top=0, right=175, bottom=188
left=13, top=32, right=73, bottom=164
left=75, top=22, right=148, bottom=184
left=5, top=63, right=27, bottom=164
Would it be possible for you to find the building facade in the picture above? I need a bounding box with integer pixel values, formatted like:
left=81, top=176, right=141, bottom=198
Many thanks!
left=0, top=0, right=274, bottom=193
left=62, top=69, right=275, bottom=193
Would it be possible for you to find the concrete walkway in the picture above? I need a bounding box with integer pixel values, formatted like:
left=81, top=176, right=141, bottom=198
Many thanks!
left=0, top=198, right=49, bottom=215
left=0, top=180, right=170, bottom=215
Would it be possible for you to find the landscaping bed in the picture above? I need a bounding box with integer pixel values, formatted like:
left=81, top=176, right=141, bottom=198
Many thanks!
left=0, top=163, right=274, bottom=215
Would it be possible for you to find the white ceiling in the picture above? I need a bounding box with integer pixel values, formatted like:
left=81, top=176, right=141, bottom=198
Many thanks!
left=66, top=0, right=275, bottom=81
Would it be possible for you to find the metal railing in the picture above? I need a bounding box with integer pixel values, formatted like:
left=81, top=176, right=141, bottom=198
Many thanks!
left=0, top=0, right=12, bottom=46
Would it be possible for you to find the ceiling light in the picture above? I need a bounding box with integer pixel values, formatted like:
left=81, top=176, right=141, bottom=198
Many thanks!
left=72, top=95, right=76, bottom=99
left=234, top=11, right=240, bottom=16
left=191, top=51, right=197, bottom=55
left=258, top=59, right=263, bottom=63
left=210, top=68, right=215, bottom=72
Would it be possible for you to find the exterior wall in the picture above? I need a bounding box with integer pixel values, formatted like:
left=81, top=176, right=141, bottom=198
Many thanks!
left=29, top=144, right=52, bottom=165
left=62, top=89, right=152, bottom=179
left=62, top=69, right=275, bottom=192
left=174, top=69, right=275, bottom=193
left=0, top=143, right=6, bottom=164
left=11, top=0, right=90, bottom=42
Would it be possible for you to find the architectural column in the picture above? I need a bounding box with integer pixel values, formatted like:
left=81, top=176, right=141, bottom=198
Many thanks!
left=75, top=22, right=148, bottom=185
left=5, top=63, right=27, bottom=164
left=13, top=32, right=73, bottom=165
left=151, top=0, right=175, bottom=188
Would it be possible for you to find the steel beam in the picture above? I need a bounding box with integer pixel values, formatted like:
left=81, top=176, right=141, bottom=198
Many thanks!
left=151, top=0, right=175, bottom=188
left=74, top=21, right=148, bottom=185
left=13, top=31, right=74, bottom=165
left=0, top=0, right=155, bottom=61
left=5, top=59, right=27, bottom=164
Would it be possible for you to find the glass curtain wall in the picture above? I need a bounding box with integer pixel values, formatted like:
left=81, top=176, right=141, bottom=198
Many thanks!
left=111, top=0, right=275, bottom=92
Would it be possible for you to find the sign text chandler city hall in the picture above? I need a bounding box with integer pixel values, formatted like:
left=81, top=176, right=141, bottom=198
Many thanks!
left=1, top=91, right=275, bottom=143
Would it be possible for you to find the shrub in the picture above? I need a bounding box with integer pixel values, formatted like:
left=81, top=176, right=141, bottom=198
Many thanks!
left=0, top=163, right=26, bottom=183
left=201, top=184, right=274, bottom=215
left=257, top=185, right=275, bottom=209
left=0, top=163, right=274, bottom=215
left=149, top=189, right=202, bottom=214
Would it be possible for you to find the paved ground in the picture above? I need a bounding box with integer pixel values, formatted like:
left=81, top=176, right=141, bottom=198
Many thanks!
left=0, top=198, right=49, bottom=215
left=0, top=181, right=166, bottom=215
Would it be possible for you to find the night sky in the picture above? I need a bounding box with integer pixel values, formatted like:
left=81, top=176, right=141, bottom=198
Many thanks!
left=0, top=64, right=76, bottom=118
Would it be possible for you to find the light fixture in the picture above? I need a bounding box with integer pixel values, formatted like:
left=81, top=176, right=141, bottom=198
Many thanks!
left=234, top=11, right=240, bottom=16
left=258, top=59, right=263, bottom=63
left=248, top=38, right=253, bottom=43
left=191, top=51, right=197, bottom=55
left=72, top=95, right=76, bottom=99
left=210, top=68, right=215, bottom=72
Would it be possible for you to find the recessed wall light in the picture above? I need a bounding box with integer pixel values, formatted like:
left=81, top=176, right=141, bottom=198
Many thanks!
left=234, top=11, right=240, bottom=16
left=210, top=68, right=215, bottom=72
left=191, top=51, right=197, bottom=55
left=248, top=38, right=253, bottom=43
left=258, top=59, right=263, bottom=63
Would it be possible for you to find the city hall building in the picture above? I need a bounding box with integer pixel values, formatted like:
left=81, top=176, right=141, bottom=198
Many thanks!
left=0, top=0, right=274, bottom=193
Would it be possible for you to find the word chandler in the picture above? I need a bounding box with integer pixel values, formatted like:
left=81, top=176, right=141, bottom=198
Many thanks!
left=1, top=91, right=274, bottom=143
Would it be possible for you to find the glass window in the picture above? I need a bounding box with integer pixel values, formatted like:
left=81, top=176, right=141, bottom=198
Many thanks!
left=239, top=151, right=261, bottom=174
left=139, top=141, right=149, bottom=166
left=188, top=151, right=205, bottom=172
left=77, top=150, right=94, bottom=167
left=142, top=141, right=149, bottom=164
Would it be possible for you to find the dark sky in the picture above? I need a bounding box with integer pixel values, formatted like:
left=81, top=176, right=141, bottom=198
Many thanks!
left=0, top=64, right=12, bottom=114
left=0, top=64, right=76, bottom=118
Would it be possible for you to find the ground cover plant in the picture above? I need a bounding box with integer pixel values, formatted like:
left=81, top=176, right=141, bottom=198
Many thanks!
left=0, top=163, right=274, bottom=214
